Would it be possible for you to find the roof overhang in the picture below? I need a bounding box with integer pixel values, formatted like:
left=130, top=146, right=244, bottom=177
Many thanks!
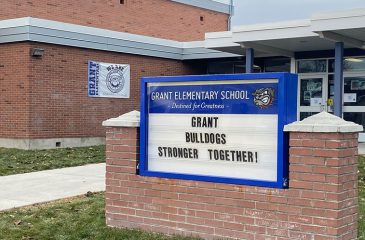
left=205, top=31, right=241, bottom=54
left=205, top=8, right=365, bottom=58
left=311, top=8, right=365, bottom=50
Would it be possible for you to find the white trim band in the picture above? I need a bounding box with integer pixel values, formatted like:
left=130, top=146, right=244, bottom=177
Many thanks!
left=171, top=0, right=232, bottom=14
left=0, top=17, right=238, bottom=60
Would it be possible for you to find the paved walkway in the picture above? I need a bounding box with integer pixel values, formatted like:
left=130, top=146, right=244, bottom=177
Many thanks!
left=0, top=163, right=105, bottom=211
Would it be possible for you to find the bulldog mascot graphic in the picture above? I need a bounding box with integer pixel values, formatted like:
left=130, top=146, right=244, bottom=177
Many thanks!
left=253, top=87, right=275, bottom=109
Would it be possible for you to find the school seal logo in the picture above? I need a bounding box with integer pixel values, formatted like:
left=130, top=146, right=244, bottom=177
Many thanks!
left=253, top=87, right=275, bottom=109
left=106, top=67, right=126, bottom=93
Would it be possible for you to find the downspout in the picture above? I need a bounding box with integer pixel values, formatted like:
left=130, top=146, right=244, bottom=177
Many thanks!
left=228, top=0, right=233, bottom=31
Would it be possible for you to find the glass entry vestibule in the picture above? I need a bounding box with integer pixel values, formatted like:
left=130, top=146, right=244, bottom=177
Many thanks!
left=298, top=58, right=365, bottom=141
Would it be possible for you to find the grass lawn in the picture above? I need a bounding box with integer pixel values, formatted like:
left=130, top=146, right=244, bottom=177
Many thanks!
left=0, top=145, right=105, bottom=176
left=0, top=192, right=199, bottom=240
left=0, top=154, right=363, bottom=239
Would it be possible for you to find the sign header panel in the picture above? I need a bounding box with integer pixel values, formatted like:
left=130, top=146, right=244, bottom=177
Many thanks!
left=140, top=74, right=298, bottom=188
left=148, top=82, right=278, bottom=114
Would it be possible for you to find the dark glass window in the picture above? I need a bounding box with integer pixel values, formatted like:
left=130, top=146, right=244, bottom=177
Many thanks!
left=207, top=57, right=288, bottom=74
left=328, top=59, right=334, bottom=73
left=264, top=58, right=290, bottom=72
left=300, top=112, right=317, bottom=121
left=299, top=78, right=323, bottom=106
left=207, top=62, right=234, bottom=74
left=234, top=64, right=245, bottom=73
left=328, top=74, right=334, bottom=99
left=207, top=61, right=264, bottom=74
left=297, top=59, right=327, bottom=73
left=329, top=57, right=365, bottom=72
left=344, top=77, right=365, bottom=106
left=233, top=63, right=261, bottom=73
left=344, top=112, right=365, bottom=132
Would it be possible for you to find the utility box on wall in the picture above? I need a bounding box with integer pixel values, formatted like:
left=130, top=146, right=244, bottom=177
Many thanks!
left=140, top=73, right=298, bottom=188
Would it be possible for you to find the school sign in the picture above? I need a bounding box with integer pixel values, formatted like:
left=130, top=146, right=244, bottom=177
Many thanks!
left=140, top=73, right=297, bottom=188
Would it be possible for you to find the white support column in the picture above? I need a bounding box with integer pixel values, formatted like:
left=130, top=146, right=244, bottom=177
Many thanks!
left=290, top=57, right=296, bottom=73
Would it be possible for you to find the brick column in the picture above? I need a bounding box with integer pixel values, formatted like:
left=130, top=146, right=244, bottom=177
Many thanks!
left=102, top=111, right=140, bottom=228
left=103, top=111, right=362, bottom=240
left=284, top=112, right=362, bottom=239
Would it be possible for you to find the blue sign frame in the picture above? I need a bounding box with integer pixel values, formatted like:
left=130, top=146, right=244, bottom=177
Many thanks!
left=140, top=73, right=297, bottom=188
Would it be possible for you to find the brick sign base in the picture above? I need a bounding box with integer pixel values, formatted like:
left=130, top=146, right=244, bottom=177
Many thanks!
left=104, top=124, right=358, bottom=240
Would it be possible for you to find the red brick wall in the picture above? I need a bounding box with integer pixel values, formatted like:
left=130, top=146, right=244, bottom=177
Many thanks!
left=0, top=0, right=228, bottom=41
left=0, top=43, right=30, bottom=138
left=105, top=128, right=359, bottom=239
left=25, top=42, right=204, bottom=139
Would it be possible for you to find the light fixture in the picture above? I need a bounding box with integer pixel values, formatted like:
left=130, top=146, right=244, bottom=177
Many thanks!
left=345, top=57, right=363, bottom=63
left=30, top=48, right=45, bottom=57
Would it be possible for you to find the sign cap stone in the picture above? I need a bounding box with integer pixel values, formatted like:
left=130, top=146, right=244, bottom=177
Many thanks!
left=102, top=110, right=140, bottom=127
left=284, top=111, right=363, bottom=133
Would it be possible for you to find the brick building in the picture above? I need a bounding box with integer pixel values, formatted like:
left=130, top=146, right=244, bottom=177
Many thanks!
left=0, top=0, right=234, bottom=149
left=4, top=1, right=364, bottom=150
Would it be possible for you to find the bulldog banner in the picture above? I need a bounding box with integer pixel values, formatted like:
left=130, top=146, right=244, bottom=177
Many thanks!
left=88, top=60, right=130, bottom=98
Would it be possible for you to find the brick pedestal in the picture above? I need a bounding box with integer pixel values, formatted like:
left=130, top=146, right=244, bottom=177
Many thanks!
left=103, top=111, right=362, bottom=240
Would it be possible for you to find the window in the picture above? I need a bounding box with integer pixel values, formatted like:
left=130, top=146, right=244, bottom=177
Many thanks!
left=207, top=62, right=234, bottom=74
left=329, top=57, right=365, bottom=72
left=344, top=112, right=365, bottom=132
left=264, top=58, right=290, bottom=72
left=299, top=78, right=323, bottom=106
left=344, top=76, right=365, bottom=106
left=297, top=59, right=327, bottom=73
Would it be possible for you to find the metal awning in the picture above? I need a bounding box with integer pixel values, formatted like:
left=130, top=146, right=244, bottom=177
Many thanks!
left=311, top=9, right=365, bottom=50
left=205, top=8, right=365, bottom=58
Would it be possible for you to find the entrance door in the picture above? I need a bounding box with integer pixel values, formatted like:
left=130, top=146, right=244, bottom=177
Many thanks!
left=298, top=75, right=329, bottom=120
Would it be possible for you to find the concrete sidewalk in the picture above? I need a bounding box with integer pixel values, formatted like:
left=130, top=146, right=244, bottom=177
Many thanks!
left=0, top=163, right=105, bottom=211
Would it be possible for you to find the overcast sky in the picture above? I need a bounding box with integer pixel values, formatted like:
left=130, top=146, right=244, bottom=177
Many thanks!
left=214, top=0, right=365, bottom=26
